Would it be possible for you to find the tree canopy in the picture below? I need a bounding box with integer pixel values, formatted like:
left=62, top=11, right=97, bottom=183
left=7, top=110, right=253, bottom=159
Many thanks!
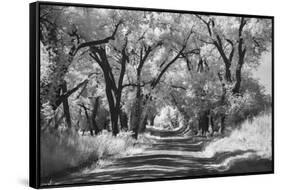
left=40, top=5, right=272, bottom=138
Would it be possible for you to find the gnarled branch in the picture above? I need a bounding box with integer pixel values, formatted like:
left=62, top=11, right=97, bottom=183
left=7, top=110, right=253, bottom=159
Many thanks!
left=73, top=20, right=123, bottom=56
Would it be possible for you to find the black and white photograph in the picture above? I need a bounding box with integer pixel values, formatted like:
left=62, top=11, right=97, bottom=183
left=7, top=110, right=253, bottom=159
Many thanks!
left=31, top=1, right=273, bottom=188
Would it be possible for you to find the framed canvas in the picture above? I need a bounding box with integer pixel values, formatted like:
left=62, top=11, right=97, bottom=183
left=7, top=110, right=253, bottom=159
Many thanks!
left=29, top=1, right=274, bottom=188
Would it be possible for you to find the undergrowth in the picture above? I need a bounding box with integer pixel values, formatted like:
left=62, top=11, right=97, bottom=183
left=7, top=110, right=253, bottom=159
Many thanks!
left=41, top=130, right=149, bottom=178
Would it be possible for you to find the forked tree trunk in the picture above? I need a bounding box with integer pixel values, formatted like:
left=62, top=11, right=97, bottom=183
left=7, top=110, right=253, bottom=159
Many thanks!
left=89, top=41, right=127, bottom=137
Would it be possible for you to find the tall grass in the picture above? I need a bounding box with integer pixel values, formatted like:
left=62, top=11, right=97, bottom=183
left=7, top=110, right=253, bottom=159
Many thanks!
left=202, top=113, right=272, bottom=159
left=41, top=130, right=148, bottom=178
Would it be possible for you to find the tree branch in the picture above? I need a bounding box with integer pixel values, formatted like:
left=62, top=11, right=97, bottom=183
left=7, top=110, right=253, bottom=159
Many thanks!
left=226, top=38, right=235, bottom=63
left=151, top=45, right=186, bottom=89
left=54, top=79, right=89, bottom=109
left=195, top=15, right=212, bottom=36
left=73, top=20, right=123, bottom=56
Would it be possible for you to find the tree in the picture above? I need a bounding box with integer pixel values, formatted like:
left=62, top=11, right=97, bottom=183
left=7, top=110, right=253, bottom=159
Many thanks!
left=195, top=15, right=272, bottom=94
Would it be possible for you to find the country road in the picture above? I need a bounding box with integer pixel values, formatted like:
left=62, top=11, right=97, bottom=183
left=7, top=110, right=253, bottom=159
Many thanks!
left=45, top=130, right=272, bottom=186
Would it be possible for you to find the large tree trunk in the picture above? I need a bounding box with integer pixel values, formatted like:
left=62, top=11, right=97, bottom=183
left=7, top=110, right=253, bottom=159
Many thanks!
left=102, top=71, right=121, bottom=136
left=225, top=63, right=232, bottom=83
left=120, top=110, right=128, bottom=131
left=198, top=110, right=210, bottom=136
left=80, top=104, right=94, bottom=136
left=89, top=42, right=127, bottom=137
left=233, top=17, right=247, bottom=94
left=111, top=111, right=119, bottom=136
left=91, top=96, right=100, bottom=135
left=232, top=64, right=243, bottom=94
left=217, top=72, right=227, bottom=134
left=61, top=81, right=72, bottom=129
left=106, top=88, right=120, bottom=136
left=131, top=103, right=141, bottom=139
left=213, top=39, right=233, bottom=83
left=132, top=72, right=142, bottom=139
left=139, top=112, right=148, bottom=133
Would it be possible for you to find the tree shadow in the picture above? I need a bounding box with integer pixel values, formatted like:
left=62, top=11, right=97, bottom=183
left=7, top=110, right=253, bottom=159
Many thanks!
left=41, top=135, right=272, bottom=186
left=48, top=149, right=267, bottom=185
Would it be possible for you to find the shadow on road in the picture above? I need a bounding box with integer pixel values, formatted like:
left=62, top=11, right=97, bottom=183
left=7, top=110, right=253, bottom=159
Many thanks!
left=44, top=135, right=272, bottom=185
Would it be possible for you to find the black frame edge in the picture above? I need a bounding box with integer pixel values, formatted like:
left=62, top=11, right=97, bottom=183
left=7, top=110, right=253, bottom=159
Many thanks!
left=30, top=1, right=274, bottom=189
left=30, top=2, right=40, bottom=189
left=271, top=16, right=274, bottom=173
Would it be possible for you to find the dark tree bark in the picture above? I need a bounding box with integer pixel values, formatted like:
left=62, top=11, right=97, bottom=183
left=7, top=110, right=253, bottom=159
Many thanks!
left=210, top=115, right=216, bottom=136
left=139, top=113, right=148, bottom=133
left=232, top=17, right=247, bottom=94
left=120, top=110, right=129, bottom=131
left=220, top=115, right=226, bottom=134
left=232, top=63, right=244, bottom=94
left=213, top=36, right=234, bottom=83
left=130, top=42, right=161, bottom=139
left=89, top=35, right=128, bottom=136
left=198, top=110, right=210, bottom=136
left=79, top=104, right=94, bottom=136
left=73, top=20, right=123, bottom=56
left=131, top=97, right=142, bottom=139
left=196, top=15, right=234, bottom=83
left=151, top=30, right=194, bottom=89
left=151, top=45, right=186, bottom=88
left=132, top=68, right=143, bottom=139
left=53, top=79, right=88, bottom=110
left=91, top=96, right=100, bottom=135
left=61, top=81, right=72, bottom=129
left=217, top=72, right=227, bottom=134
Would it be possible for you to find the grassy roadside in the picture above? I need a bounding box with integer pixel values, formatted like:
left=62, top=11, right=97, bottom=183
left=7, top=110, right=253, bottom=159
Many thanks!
left=40, top=130, right=151, bottom=180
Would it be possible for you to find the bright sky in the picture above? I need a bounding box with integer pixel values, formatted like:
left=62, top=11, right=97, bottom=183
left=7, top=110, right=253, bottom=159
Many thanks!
left=252, top=51, right=272, bottom=95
